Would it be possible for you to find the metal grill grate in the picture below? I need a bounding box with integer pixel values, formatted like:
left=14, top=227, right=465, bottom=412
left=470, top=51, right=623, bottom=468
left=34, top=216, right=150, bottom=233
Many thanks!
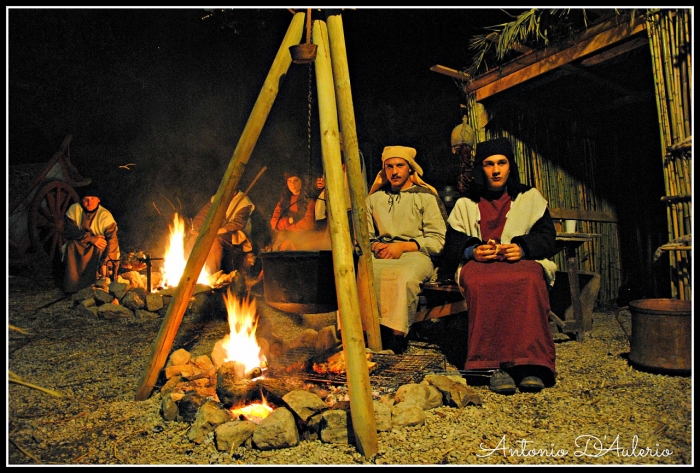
left=266, top=347, right=447, bottom=390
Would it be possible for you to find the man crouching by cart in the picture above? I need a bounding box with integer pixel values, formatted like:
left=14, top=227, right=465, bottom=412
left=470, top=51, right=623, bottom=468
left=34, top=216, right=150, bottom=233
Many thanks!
left=62, top=182, right=120, bottom=293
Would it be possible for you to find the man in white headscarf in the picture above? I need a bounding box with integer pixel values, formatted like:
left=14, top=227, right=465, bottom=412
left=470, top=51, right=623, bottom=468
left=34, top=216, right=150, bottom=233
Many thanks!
left=62, top=182, right=120, bottom=293
left=366, top=145, right=447, bottom=353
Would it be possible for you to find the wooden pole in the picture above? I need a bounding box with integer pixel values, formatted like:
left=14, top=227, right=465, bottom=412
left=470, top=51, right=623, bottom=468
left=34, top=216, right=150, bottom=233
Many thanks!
left=134, top=12, right=306, bottom=401
left=313, top=18, right=379, bottom=458
left=326, top=11, right=382, bottom=352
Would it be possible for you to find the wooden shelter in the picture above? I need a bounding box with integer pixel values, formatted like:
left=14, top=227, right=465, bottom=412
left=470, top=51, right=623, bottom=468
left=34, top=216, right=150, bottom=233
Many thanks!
left=433, top=9, right=692, bottom=305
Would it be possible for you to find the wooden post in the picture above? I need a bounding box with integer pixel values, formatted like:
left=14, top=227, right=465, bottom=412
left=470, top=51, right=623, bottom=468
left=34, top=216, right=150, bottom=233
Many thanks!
left=326, top=11, right=382, bottom=352
left=313, top=18, right=379, bottom=458
left=134, top=12, right=306, bottom=401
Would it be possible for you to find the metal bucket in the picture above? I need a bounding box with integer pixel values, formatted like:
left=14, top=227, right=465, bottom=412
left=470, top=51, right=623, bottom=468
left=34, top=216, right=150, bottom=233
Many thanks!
left=259, top=250, right=338, bottom=314
left=623, top=298, right=691, bottom=374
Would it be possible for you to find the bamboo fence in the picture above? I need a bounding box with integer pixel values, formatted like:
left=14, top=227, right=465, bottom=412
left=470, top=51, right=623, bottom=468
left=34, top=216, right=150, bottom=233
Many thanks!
left=466, top=94, right=621, bottom=306
left=646, top=9, right=692, bottom=300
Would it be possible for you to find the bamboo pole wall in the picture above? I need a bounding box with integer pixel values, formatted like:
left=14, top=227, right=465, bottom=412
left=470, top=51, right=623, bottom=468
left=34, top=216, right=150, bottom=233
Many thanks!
left=646, top=9, right=692, bottom=300
left=466, top=95, right=621, bottom=306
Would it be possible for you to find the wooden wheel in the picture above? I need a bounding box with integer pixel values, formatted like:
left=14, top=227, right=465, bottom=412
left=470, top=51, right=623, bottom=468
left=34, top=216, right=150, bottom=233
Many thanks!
left=28, top=180, right=79, bottom=263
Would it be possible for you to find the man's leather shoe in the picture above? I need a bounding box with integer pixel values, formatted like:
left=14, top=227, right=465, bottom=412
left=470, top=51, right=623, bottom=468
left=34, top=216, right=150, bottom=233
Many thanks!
left=518, top=376, right=545, bottom=392
left=489, top=369, right=516, bottom=395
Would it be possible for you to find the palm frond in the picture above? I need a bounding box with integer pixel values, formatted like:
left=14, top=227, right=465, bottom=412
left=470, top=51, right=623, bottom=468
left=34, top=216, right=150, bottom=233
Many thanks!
left=463, top=9, right=635, bottom=79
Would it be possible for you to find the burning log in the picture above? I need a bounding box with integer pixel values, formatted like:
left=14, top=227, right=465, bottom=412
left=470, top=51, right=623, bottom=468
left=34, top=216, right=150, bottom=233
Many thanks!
left=216, top=361, right=260, bottom=408
left=216, top=360, right=301, bottom=409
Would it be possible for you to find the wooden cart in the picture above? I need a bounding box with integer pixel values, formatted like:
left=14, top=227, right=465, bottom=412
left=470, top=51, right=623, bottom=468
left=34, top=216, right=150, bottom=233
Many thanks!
left=9, top=135, right=91, bottom=266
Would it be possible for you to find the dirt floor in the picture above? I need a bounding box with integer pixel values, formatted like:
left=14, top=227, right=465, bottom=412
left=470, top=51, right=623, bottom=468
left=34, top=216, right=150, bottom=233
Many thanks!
left=6, top=255, right=694, bottom=465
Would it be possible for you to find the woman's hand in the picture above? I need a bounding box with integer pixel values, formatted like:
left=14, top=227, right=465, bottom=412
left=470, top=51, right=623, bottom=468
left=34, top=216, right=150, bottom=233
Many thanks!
left=499, top=243, right=522, bottom=261
left=474, top=243, right=500, bottom=262
left=474, top=241, right=522, bottom=262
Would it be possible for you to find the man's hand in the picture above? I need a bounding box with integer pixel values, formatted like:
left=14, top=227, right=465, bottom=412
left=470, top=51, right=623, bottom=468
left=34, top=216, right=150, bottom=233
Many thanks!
left=371, top=241, right=417, bottom=259
left=91, top=235, right=107, bottom=251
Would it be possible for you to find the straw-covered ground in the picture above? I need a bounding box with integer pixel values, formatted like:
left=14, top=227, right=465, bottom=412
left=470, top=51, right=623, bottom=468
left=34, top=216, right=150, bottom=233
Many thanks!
left=7, top=258, right=693, bottom=466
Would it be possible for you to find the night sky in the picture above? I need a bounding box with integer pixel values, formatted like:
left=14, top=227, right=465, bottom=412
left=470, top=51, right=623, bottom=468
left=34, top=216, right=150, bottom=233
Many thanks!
left=8, top=7, right=522, bottom=254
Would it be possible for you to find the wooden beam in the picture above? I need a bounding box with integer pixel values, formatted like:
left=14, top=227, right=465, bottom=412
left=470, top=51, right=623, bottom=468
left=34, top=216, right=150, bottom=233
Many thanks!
left=549, top=208, right=618, bottom=223
left=579, top=36, right=648, bottom=67
left=465, top=13, right=646, bottom=92
left=488, top=36, right=649, bottom=99
left=430, top=64, right=470, bottom=81
left=465, top=15, right=647, bottom=101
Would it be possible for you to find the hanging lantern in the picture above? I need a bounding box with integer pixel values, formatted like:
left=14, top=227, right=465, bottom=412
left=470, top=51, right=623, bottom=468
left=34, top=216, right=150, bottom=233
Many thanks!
left=450, top=115, right=475, bottom=153
left=451, top=115, right=476, bottom=196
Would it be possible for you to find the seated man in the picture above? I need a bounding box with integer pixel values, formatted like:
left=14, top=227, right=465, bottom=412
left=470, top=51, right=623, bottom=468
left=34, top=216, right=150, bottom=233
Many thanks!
left=62, top=183, right=120, bottom=293
left=186, top=190, right=255, bottom=276
left=366, top=145, right=447, bottom=353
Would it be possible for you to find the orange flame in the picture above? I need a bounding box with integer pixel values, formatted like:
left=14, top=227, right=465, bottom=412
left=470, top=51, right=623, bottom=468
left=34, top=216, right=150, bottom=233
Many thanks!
left=221, top=289, right=267, bottom=372
left=160, top=212, right=209, bottom=289
left=230, top=391, right=274, bottom=424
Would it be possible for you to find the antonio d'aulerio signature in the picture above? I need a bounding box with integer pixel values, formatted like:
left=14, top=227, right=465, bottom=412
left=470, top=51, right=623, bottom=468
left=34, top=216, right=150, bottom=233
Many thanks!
left=476, top=434, right=674, bottom=460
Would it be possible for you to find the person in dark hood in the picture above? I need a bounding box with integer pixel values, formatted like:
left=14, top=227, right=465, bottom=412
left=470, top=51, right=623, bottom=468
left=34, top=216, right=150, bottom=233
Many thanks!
left=61, top=182, right=120, bottom=293
left=440, top=137, right=558, bottom=394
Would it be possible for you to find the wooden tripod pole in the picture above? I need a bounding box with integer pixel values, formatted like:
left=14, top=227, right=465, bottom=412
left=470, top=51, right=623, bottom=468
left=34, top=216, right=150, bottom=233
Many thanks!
left=326, top=11, right=381, bottom=352
left=134, top=12, right=305, bottom=401
left=313, top=18, right=379, bottom=458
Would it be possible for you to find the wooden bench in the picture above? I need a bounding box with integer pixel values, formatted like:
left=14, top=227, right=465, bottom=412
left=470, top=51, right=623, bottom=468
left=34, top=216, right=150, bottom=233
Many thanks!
left=415, top=280, right=467, bottom=323
left=415, top=269, right=601, bottom=341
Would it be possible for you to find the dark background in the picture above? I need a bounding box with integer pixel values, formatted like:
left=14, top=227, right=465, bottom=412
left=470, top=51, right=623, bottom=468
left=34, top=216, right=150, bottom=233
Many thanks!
left=8, top=7, right=520, bottom=255
left=9, top=8, right=674, bottom=305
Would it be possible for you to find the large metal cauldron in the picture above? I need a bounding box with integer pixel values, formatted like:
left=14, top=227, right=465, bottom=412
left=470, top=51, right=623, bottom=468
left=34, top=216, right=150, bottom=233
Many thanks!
left=259, top=251, right=338, bottom=314
left=617, top=298, right=691, bottom=375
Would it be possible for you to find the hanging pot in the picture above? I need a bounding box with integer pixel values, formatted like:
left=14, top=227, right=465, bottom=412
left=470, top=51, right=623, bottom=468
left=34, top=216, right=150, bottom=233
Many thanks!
left=260, top=250, right=338, bottom=314
left=289, top=9, right=317, bottom=64
left=290, top=43, right=317, bottom=64
left=615, top=298, right=691, bottom=374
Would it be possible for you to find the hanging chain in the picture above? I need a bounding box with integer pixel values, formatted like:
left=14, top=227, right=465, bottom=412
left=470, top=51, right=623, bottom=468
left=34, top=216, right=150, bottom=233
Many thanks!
left=306, top=60, right=313, bottom=188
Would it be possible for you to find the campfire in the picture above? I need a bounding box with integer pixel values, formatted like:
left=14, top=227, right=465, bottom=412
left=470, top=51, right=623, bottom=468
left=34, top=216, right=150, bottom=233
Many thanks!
left=219, top=291, right=266, bottom=371
left=161, top=212, right=210, bottom=288
left=161, top=285, right=278, bottom=424
left=214, top=289, right=273, bottom=422
left=130, top=212, right=246, bottom=293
